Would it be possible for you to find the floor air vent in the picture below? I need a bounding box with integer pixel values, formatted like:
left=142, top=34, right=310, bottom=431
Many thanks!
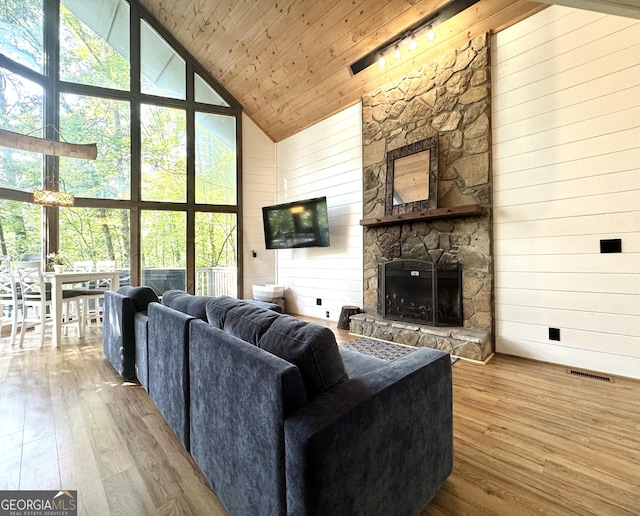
left=567, top=369, right=613, bottom=382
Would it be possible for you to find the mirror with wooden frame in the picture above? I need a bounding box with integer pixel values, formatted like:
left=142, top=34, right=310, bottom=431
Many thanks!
left=384, top=136, right=438, bottom=215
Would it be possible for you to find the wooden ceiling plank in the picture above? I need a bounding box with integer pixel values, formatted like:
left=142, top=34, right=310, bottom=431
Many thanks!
left=239, top=10, right=450, bottom=114
left=219, top=0, right=376, bottom=90
left=170, top=0, right=233, bottom=41
left=183, top=0, right=262, bottom=57
left=207, top=0, right=328, bottom=80
left=211, top=0, right=299, bottom=76
left=145, top=0, right=185, bottom=32
left=261, top=1, right=546, bottom=140
left=227, top=0, right=447, bottom=104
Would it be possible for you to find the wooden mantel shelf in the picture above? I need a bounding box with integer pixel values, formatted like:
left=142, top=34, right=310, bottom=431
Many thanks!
left=360, top=204, right=483, bottom=227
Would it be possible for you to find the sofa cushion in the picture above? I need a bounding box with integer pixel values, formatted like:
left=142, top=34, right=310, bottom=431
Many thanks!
left=258, top=315, right=348, bottom=398
left=223, top=304, right=281, bottom=345
left=205, top=296, right=247, bottom=328
left=162, top=289, right=211, bottom=321
left=116, top=285, right=159, bottom=312
left=205, top=296, right=283, bottom=327
left=339, top=347, right=387, bottom=377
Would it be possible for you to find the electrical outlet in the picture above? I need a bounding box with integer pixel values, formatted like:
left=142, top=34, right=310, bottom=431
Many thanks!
left=316, top=298, right=322, bottom=306
left=549, top=328, right=560, bottom=341
left=325, top=311, right=330, bottom=318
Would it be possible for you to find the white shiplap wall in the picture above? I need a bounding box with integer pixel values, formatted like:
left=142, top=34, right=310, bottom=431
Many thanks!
left=492, top=6, right=640, bottom=379
left=242, top=113, right=276, bottom=298
left=275, top=103, right=363, bottom=320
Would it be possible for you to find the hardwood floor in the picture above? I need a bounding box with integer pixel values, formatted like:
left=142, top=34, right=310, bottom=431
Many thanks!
left=1, top=322, right=638, bottom=515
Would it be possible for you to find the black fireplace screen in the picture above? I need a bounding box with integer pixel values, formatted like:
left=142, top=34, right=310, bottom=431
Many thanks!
left=377, top=260, right=462, bottom=326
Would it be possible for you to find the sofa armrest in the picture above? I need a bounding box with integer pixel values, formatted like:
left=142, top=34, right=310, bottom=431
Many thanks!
left=284, top=348, right=453, bottom=516
left=133, top=311, right=150, bottom=392
left=148, top=303, right=194, bottom=450
left=102, top=290, right=136, bottom=381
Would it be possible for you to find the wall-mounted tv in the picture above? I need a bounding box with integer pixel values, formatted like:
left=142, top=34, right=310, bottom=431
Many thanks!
left=262, top=196, right=330, bottom=249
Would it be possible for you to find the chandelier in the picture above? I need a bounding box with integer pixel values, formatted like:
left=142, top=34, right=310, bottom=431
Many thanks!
left=33, top=188, right=75, bottom=207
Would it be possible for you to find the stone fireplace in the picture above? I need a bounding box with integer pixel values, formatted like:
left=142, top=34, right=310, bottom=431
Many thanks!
left=350, top=33, right=494, bottom=362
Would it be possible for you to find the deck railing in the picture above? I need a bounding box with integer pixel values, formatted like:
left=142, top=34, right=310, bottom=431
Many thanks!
left=140, top=267, right=237, bottom=297
left=196, top=267, right=237, bottom=297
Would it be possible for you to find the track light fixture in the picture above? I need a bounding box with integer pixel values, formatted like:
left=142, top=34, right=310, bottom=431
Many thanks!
left=409, top=34, right=418, bottom=51
left=426, top=24, right=436, bottom=42
left=349, top=0, right=480, bottom=75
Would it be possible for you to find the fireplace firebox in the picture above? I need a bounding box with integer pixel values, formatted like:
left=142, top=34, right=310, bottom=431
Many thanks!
left=377, top=260, right=462, bottom=326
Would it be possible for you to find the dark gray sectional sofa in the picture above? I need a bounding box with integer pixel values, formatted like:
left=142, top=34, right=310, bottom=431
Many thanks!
left=102, top=288, right=453, bottom=515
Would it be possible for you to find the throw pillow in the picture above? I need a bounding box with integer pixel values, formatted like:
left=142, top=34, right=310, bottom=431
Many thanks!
left=258, top=315, right=348, bottom=398
left=223, top=304, right=281, bottom=345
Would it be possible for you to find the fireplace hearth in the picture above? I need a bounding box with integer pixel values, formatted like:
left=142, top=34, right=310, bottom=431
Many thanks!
left=377, top=260, right=462, bottom=327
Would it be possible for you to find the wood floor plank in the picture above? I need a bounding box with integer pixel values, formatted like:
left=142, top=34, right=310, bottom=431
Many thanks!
left=1, top=321, right=639, bottom=515
left=0, top=360, right=26, bottom=438
left=19, top=434, right=60, bottom=490
left=55, top=405, right=112, bottom=515
left=0, top=431, right=23, bottom=490
left=106, top=389, right=200, bottom=511
left=543, top=458, right=640, bottom=515
left=103, top=466, right=157, bottom=515
left=428, top=490, right=494, bottom=516
left=23, top=351, right=56, bottom=445
left=79, top=390, right=135, bottom=481
left=142, top=410, right=227, bottom=515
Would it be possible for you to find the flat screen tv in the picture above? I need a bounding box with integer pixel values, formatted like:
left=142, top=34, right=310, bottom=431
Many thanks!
left=262, top=196, right=330, bottom=249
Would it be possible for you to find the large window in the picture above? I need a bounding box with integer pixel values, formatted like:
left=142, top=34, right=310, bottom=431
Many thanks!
left=0, top=200, right=41, bottom=259
left=59, top=207, right=130, bottom=269
left=59, top=0, right=130, bottom=90
left=140, top=20, right=185, bottom=100
left=0, top=69, right=43, bottom=192
left=195, top=112, right=236, bottom=205
left=0, top=0, right=44, bottom=73
left=195, top=212, right=237, bottom=296
left=59, top=94, right=131, bottom=199
left=141, top=210, right=186, bottom=294
left=141, top=104, right=186, bottom=203
left=0, top=0, right=242, bottom=296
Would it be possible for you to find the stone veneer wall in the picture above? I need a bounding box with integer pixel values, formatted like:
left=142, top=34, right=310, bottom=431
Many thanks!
left=361, top=33, right=493, bottom=350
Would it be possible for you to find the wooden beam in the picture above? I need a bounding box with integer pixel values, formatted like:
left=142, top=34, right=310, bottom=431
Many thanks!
left=0, top=128, right=97, bottom=160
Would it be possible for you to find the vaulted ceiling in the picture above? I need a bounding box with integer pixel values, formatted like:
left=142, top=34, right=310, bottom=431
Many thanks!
left=138, top=0, right=640, bottom=142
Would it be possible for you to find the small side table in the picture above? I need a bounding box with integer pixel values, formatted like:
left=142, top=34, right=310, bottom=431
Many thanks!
left=338, top=305, right=361, bottom=331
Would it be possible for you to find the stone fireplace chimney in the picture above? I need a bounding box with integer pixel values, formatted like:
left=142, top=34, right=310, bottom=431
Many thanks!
left=353, top=34, right=494, bottom=362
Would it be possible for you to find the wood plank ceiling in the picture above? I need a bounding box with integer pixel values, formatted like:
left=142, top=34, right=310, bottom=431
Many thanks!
left=136, top=0, right=629, bottom=142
